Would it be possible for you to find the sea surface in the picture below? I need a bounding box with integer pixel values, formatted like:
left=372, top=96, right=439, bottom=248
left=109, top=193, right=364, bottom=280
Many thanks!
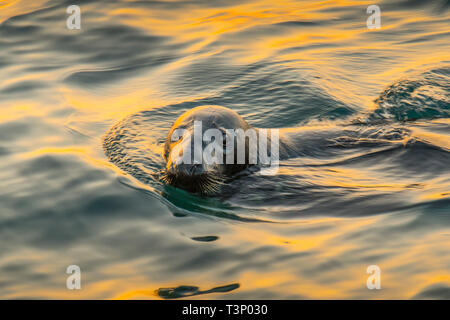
left=0, top=0, right=449, bottom=299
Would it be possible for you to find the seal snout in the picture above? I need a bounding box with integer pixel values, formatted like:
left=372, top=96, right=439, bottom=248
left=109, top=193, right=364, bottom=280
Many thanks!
left=163, top=126, right=225, bottom=194
left=161, top=164, right=224, bottom=195
left=163, top=138, right=223, bottom=194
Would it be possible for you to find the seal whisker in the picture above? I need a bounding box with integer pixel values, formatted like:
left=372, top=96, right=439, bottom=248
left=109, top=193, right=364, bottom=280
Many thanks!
left=160, top=169, right=225, bottom=195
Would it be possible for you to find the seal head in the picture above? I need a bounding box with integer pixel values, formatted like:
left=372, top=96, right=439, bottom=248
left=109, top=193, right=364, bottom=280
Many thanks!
left=162, top=105, right=253, bottom=194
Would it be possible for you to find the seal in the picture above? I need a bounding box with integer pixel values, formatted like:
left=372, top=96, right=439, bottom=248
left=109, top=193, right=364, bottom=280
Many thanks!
left=162, top=105, right=283, bottom=194
left=161, top=105, right=412, bottom=195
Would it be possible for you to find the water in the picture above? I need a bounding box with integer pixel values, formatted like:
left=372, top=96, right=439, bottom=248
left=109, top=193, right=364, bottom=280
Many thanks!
left=0, top=0, right=449, bottom=299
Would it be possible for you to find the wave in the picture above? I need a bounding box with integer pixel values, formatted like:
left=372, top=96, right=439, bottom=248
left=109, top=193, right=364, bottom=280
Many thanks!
left=370, top=67, right=450, bottom=122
